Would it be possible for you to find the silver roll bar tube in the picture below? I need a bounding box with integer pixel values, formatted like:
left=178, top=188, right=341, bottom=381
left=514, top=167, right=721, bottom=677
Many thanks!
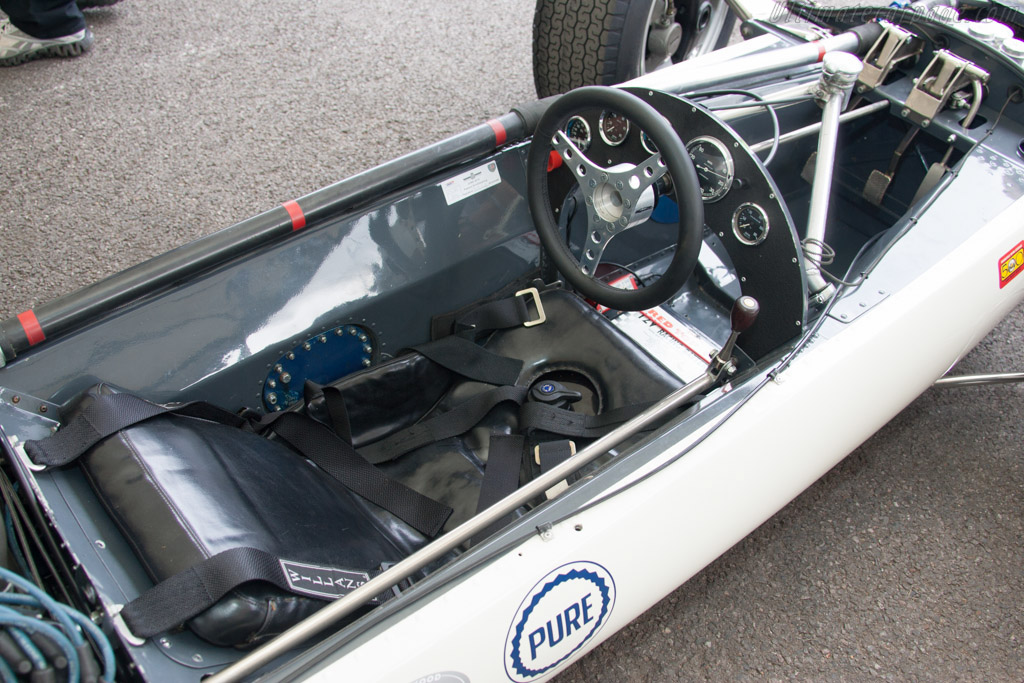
left=803, top=52, right=864, bottom=303
left=625, top=30, right=865, bottom=95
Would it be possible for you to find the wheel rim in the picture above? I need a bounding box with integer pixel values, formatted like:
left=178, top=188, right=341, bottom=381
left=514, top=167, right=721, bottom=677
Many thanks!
left=642, top=0, right=730, bottom=73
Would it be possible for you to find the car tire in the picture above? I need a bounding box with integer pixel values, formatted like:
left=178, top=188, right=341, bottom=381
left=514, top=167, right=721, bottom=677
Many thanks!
left=532, top=0, right=736, bottom=97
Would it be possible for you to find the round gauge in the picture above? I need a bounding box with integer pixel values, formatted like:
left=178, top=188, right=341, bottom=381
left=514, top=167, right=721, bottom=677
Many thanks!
left=598, top=110, right=630, bottom=146
left=686, top=136, right=735, bottom=203
left=640, top=130, right=658, bottom=155
left=732, top=202, right=770, bottom=246
left=564, top=115, right=592, bottom=152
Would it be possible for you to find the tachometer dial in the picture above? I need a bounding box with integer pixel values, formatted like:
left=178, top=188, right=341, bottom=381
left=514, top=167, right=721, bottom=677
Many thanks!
left=598, top=110, right=630, bottom=146
left=732, top=202, right=770, bottom=246
left=686, top=136, right=734, bottom=203
left=564, top=115, right=592, bottom=152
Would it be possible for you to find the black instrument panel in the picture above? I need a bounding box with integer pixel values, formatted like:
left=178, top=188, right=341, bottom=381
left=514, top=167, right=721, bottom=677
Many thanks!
left=548, top=89, right=808, bottom=358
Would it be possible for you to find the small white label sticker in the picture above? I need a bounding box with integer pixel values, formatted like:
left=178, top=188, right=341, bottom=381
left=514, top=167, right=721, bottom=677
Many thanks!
left=440, top=162, right=501, bottom=205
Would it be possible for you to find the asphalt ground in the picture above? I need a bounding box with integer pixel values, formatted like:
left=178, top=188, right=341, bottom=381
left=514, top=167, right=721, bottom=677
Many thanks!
left=0, top=1, right=1021, bottom=681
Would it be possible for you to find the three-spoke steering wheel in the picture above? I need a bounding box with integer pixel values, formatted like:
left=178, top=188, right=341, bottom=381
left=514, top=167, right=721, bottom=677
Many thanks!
left=527, top=86, right=704, bottom=311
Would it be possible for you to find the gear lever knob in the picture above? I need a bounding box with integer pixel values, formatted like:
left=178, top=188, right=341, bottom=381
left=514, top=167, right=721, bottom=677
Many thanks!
left=712, top=296, right=760, bottom=374
left=730, top=295, right=760, bottom=334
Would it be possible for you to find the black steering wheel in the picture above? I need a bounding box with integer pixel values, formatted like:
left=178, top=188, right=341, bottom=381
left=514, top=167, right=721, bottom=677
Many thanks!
left=527, top=86, right=704, bottom=311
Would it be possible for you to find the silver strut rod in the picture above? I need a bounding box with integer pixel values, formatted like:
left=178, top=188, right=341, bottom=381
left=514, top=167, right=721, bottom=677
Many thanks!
left=206, top=298, right=759, bottom=683
left=934, top=372, right=1024, bottom=387
left=803, top=52, right=863, bottom=304
left=749, top=99, right=889, bottom=154
left=624, top=29, right=867, bottom=96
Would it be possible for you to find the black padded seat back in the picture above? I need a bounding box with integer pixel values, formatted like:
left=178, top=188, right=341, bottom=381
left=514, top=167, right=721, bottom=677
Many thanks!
left=74, top=385, right=417, bottom=647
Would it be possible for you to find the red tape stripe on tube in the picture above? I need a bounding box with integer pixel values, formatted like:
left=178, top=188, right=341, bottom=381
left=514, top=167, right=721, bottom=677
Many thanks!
left=487, top=119, right=507, bottom=146
left=283, top=200, right=306, bottom=231
left=17, top=310, right=45, bottom=346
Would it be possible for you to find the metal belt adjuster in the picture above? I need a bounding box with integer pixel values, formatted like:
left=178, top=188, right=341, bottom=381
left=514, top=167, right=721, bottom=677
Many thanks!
left=516, top=287, right=547, bottom=327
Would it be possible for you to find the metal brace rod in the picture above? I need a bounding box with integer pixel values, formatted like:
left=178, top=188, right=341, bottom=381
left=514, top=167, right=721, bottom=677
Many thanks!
left=934, top=372, right=1024, bottom=387
left=803, top=52, right=863, bottom=304
left=749, top=99, right=888, bottom=154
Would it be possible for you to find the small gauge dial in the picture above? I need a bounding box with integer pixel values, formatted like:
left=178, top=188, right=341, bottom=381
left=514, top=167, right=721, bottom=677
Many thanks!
left=640, top=130, right=658, bottom=155
left=686, top=136, right=734, bottom=203
left=732, top=202, right=770, bottom=246
left=564, top=115, right=592, bottom=152
left=599, top=110, right=630, bottom=146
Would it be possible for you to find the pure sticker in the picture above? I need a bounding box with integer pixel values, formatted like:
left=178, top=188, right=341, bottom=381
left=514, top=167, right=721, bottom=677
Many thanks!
left=505, top=561, right=616, bottom=681
left=999, top=240, right=1024, bottom=288
left=440, top=162, right=501, bottom=205
left=279, top=559, right=369, bottom=600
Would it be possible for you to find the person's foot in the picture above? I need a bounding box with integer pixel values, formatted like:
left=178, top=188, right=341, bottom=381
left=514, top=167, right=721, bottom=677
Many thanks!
left=0, top=21, right=93, bottom=66
left=77, top=0, right=122, bottom=7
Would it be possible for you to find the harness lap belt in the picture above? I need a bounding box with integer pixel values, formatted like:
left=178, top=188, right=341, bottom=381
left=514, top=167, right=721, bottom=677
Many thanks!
left=120, top=547, right=397, bottom=639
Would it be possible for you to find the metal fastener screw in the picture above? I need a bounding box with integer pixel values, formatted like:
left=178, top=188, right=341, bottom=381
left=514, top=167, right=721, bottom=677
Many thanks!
left=335, top=328, right=344, bottom=336
left=95, top=540, right=106, bottom=549
left=268, top=379, right=277, bottom=389
left=274, top=364, right=283, bottom=373
left=39, top=405, right=47, bottom=414
left=615, top=181, right=623, bottom=190
left=302, top=342, right=311, bottom=351
left=362, top=359, right=372, bottom=367
left=280, top=373, right=292, bottom=383
left=159, top=638, right=171, bottom=649
left=11, top=396, right=19, bottom=404
left=192, top=654, right=204, bottom=664
left=287, top=352, right=295, bottom=360
left=900, top=108, right=910, bottom=117
left=267, top=394, right=278, bottom=405
left=318, top=335, right=327, bottom=344
left=358, top=334, right=368, bottom=342
left=349, top=328, right=358, bottom=336
left=363, top=345, right=373, bottom=354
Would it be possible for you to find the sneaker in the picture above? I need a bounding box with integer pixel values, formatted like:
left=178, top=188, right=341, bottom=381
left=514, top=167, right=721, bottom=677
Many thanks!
left=0, top=20, right=94, bottom=67
left=77, top=0, right=122, bottom=7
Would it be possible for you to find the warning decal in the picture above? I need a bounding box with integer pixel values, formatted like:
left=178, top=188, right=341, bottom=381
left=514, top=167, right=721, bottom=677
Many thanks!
left=613, top=306, right=718, bottom=383
left=999, top=240, right=1024, bottom=289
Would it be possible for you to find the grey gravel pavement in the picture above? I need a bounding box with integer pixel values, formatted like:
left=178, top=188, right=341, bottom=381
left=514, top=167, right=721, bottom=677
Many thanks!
left=1, top=1, right=1021, bottom=681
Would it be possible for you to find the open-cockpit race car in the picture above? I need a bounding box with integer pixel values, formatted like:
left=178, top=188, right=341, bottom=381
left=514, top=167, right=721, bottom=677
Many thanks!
left=1, top=0, right=1023, bottom=680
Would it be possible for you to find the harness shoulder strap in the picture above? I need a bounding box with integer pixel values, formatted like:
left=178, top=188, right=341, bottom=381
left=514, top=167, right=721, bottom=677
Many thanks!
left=24, top=392, right=245, bottom=467
left=359, top=385, right=529, bottom=465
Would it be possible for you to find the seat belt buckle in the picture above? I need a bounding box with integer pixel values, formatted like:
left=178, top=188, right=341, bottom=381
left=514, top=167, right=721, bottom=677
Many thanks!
left=516, top=287, right=547, bottom=327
